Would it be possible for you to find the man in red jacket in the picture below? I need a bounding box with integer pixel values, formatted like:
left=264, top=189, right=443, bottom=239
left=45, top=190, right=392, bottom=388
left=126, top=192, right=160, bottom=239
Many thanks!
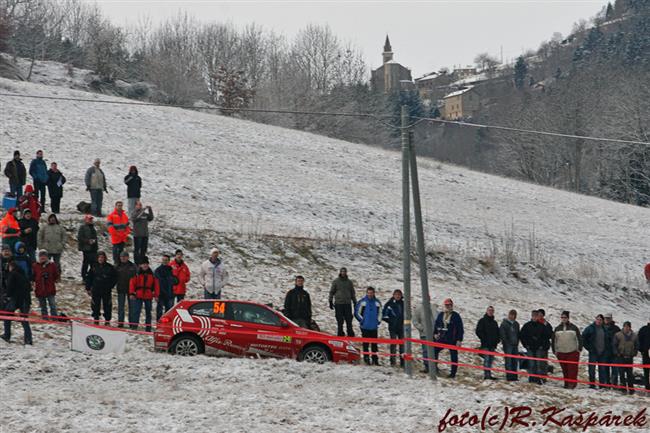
left=107, top=201, right=131, bottom=264
left=18, top=185, right=41, bottom=221
left=32, top=250, right=59, bottom=319
left=129, top=256, right=159, bottom=331
left=171, top=249, right=191, bottom=303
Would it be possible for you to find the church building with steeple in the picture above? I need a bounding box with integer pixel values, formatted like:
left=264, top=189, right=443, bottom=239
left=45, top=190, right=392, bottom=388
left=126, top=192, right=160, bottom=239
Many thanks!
left=370, top=35, right=413, bottom=94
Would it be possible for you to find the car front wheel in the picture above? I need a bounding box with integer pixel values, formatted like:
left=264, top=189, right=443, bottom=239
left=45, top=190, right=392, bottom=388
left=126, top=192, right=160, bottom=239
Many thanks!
left=298, top=345, right=331, bottom=363
left=170, top=335, right=203, bottom=356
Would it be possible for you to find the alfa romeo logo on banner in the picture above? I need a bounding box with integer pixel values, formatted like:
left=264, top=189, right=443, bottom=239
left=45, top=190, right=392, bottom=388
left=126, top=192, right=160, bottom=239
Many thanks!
left=86, top=334, right=106, bottom=351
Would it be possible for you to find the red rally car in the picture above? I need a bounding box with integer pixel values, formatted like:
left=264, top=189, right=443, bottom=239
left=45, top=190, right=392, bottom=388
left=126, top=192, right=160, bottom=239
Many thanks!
left=154, top=299, right=359, bottom=364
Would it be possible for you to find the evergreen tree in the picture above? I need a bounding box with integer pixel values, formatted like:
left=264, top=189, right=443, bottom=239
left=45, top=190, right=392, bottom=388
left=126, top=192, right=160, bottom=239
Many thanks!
left=513, top=56, right=528, bottom=89
left=213, top=66, right=254, bottom=116
left=605, top=2, right=615, bottom=20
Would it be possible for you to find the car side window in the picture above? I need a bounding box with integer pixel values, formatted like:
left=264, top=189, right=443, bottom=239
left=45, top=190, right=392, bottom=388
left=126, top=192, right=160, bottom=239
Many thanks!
left=189, top=302, right=230, bottom=319
left=230, top=303, right=282, bottom=327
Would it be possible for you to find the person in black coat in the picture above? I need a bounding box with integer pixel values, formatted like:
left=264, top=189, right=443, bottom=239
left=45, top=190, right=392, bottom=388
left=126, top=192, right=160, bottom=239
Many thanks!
left=382, top=289, right=405, bottom=367
left=124, top=166, right=142, bottom=218
left=639, top=318, right=650, bottom=390
left=46, top=162, right=66, bottom=214
left=520, top=310, right=553, bottom=384
left=1, top=261, right=33, bottom=344
left=18, top=209, right=39, bottom=260
left=4, top=150, right=27, bottom=197
left=476, top=306, right=500, bottom=379
left=154, top=254, right=175, bottom=321
left=86, top=251, right=118, bottom=325
left=283, top=275, right=312, bottom=328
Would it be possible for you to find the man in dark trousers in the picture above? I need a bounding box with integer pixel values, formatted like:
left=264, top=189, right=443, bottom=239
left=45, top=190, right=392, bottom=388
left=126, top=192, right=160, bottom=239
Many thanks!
left=129, top=257, right=159, bottom=332
left=582, top=314, right=610, bottom=388
left=603, top=313, right=622, bottom=386
left=1, top=260, right=33, bottom=345
left=434, top=298, right=464, bottom=378
left=18, top=209, right=39, bottom=260
left=154, top=254, right=175, bottom=321
left=283, top=275, right=312, bottom=329
left=476, top=305, right=500, bottom=380
left=115, top=251, right=137, bottom=328
left=46, top=162, right=66, bottom=214
left=29, top=150, right=49, bottom=208
left=4, top=150, right=27, bottom=198
left=382, top=289, right=404, bottom=367
left=328, top=267, right=356, bottom=336
left=355, top=286, right=382, bottom=365
left=520, top=310, right=553, bottom=384
left=77, top=214, right=98, bottom=286
left=124, top=165, right=142, bottom=218
left=86, top=251, right=117, bottom=326
left=638, top=317, right=650, bottom=390
left=500, top=309, right=520, bottom=381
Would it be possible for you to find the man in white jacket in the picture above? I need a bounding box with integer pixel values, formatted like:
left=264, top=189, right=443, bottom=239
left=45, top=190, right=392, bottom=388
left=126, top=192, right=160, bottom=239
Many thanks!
left=413, top=297, right=438, bottom=373
left=200, top=248, right=229, bottom=299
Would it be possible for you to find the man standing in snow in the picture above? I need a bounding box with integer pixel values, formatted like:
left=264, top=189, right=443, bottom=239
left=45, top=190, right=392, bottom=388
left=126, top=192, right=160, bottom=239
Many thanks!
left=199, top=248, right=228, bottom=299
left=131, top=201, right=153, bottom=264
left=552, top=311, right=582, bottom=389
left=4, top=150, right=26, bottom=198
left=154, top=254, right=175, bottom=321
left=86, top=251, right=117, bottom=325
left=32, top=250, right=59, bottom=319
left=355, top=286, right=382, bottom=366
left=29, top=150, right=48, bottom=209
left=84, top=159, right=107, bottom=217
left=582, top=314, right=610, bottom=388
left=413, top=296, right=437, bottom=373
left=115, top=251, right=137, bottom=328
left=520, top=310, right=552, bottom=384
left=77, top=214, right=98, bottom=287
left=328, top=267, right=356, bottom=337
left=603, top=313, right=621, bottom=386
left=476, top=306, right=500, bottom=380
left=46, top=162, right=66, bottom=214
left=382, top=289, right=405, bottom=367
left=123, top=166, right=142, bottom=218
left=129, top=256, right=159, bottom=332
left=499, top=309, right=520, bottom=381
left=283, top=275, right=312, bottom=329
left=613, top=321, right=639, bottom=395
left=433, top=298, right=464, bottom=378
left=106, top=201, right=131, bottom=265
left=638, top=317, right=650, bottom=390
left=18, top=209, right=39, bottom=260
left=171, top=249, right=190, bottom=303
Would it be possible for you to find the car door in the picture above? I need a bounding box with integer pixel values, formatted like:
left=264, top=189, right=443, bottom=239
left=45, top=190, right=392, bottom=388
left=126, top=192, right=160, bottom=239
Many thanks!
left=227, top=302, right=294, bottom=359
left=187, top=301, right=238, bottom=356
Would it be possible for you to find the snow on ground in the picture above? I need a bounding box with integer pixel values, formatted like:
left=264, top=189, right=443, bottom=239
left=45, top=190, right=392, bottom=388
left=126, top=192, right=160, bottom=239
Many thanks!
left=1, top=75, right=649, bottom=432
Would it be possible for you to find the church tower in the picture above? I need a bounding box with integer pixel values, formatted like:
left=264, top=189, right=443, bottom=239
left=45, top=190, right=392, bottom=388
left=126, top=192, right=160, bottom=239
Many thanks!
left=382, top=35, right=393, bottom=64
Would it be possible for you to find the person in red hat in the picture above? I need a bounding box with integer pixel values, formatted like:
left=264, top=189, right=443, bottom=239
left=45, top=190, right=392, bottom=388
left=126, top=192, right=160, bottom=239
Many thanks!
left=0, top=208, right=21, bottom=251
left=18, top=185, right=41, bottom=221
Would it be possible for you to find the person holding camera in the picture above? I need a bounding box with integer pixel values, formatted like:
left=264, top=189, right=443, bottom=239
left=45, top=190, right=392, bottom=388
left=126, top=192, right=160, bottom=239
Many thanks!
left=32, top=250, right=59, bottom=319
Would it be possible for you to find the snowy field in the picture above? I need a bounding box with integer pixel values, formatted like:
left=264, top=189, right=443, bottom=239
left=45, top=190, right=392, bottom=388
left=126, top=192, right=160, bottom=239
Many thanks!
left=0, top=70, right=649, bottom=432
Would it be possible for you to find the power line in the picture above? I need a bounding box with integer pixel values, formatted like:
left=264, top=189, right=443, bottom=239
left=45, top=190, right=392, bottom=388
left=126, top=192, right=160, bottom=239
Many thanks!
left=0, top=91, right=647, bottom=145
left=413, top=116, right=650, bottom=146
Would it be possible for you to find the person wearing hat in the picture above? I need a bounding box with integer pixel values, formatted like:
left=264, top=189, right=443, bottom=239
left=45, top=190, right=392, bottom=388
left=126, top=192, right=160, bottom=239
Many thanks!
left=18, top=208, right=39, bottom=260
left=4, top=150, right=27, bottom=198
left=124, top=166, right=142, bottom=218
left=638, top=317, right=650, bottom=390
left=171, top=249, right=191, bottom=303
left=603, top=313, right=622, bottom=386
left=199, top=248, right=228, bottom=299
left=37, top=214, right=66, bottom=272
left=1, top=260, right=33, bottom=345
left=129, top=256, right=159, bottom=331
left=18, top=184, right=41, bottom=221
left=328, top=267, right=357, bottom=337
left=84, top=158, right=107, bottom=217
left=433, top=298, right=464, bottom=378
left=32, top=250, right=59, bottom=319
left=582, top=314, right=611, bottom=388
left=613, top=321, right=639, bottom=395
left=552, top=311, right=582, bottom=389
left=77, top=214, right=98, bottom=286
left=86, top=251, right=117, bottom=325
left=115, top=250, right=137, bottom=327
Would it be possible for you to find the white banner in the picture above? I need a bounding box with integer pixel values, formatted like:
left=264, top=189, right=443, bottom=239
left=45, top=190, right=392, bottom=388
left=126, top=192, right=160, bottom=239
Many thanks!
left=71, top=321, right=127, bottom=355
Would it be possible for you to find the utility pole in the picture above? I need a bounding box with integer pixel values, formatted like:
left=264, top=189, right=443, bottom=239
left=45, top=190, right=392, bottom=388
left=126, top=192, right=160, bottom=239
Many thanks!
left=409, top=130, right=437, bottom=381
left=401, top=104, right=413, bottom=377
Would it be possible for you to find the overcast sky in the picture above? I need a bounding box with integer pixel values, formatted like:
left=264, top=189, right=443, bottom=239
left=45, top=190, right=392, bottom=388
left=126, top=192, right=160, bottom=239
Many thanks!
left=96, top=0, right=608, bottom=77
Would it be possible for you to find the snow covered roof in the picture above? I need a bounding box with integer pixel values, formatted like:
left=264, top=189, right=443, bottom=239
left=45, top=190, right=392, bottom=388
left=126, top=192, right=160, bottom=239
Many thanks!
left=443, top=86, right=474, bottom=99
left=450, top=72, right=487, bottom=87
left=415, top=72, right=439, bottom=82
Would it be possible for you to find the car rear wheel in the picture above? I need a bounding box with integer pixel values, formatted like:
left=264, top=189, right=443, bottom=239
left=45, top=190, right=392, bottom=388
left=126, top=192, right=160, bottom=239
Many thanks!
left=299, top=345, right=331, bottom=363
left=170, top=335, right=203, bottom=356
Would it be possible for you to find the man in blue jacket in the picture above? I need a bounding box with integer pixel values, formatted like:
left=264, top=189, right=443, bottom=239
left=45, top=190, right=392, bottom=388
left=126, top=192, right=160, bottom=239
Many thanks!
left=382, top=289, right=404, bottom=367
left=29, top=150, right=49, bottom=209
left=355, top=286, right=382, bottom=365
left=434, top=298, right=464, bottom=378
